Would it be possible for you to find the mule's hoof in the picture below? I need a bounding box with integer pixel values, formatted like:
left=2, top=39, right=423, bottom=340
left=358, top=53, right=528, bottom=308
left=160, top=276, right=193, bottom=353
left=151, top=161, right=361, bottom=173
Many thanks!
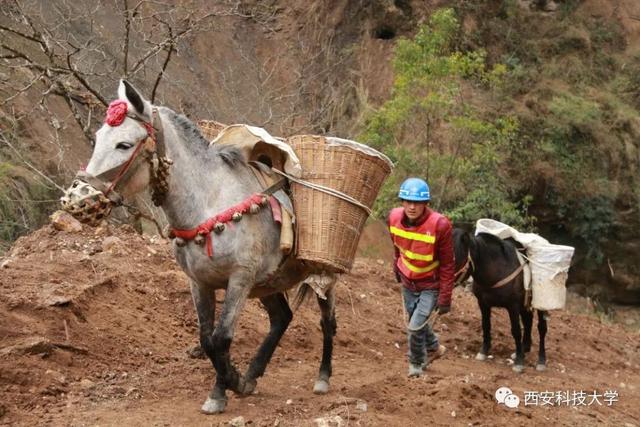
left=407, top=364, right=424, bottom=377
left=475, top=352, right=488, bottom=361
left=536, top=363, right=546, bottom=372
left=313, top=379, right=330, bottom=394
left=186, top=344, right=206, bottom=359
left=510, top=352, right=517, bottom=360
left=201, top=397, right=227, bottom=414
left=512, top=364, right=525, bottom=373
left=239, top=378, right=257, bottom=396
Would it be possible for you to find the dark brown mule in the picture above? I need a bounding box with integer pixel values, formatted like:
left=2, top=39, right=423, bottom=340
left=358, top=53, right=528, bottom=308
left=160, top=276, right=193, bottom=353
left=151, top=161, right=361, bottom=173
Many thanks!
left=453, top=229, right=548, bottom=372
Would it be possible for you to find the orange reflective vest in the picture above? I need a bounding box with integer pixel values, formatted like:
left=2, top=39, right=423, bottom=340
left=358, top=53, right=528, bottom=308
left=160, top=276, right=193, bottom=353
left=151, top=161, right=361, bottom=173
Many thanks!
left=388, top=207, right=443, bottom=281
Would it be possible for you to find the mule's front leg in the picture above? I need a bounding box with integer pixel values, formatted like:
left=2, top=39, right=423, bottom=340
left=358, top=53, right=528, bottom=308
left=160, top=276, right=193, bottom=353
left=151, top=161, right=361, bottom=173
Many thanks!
left=210, top=273, right=253, bottom=396
left=190, top=281, right=227, bottom=414
left=508, top=307, right=525, bottom=373
left=475, top=303, right=492, bottom=361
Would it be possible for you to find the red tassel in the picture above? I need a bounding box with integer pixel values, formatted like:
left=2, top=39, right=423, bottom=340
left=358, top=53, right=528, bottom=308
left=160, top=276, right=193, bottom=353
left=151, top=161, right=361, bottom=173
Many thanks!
left=206, top=233, right=213, bottom=258
left=269, top=196, right=282, bottom=224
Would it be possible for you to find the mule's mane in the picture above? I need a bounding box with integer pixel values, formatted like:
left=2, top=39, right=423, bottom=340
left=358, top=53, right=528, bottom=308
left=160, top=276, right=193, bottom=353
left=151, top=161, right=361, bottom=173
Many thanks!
left=167, top=109, right=209, bottom=148
left=166, top=109, right=245, bottom=168
left=474, top=232, right=517, bottom=263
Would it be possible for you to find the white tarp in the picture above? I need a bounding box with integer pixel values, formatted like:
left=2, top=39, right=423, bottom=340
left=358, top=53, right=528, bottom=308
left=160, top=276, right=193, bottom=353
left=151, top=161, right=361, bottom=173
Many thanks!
left=475, top=218, right=575, bottom=310
left=211, top=124, right=302, bottom=178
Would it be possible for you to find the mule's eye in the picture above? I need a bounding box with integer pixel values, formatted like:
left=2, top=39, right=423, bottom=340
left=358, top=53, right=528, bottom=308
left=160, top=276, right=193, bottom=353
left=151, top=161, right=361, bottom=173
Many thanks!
left=116, top=142, right=134, bottom=150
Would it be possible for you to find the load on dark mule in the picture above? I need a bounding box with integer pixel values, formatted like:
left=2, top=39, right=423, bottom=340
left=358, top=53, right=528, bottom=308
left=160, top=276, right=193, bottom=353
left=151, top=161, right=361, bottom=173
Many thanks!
left=60, top=80, right=363, bottom=414
left=453, top=228, right=548, bottom=373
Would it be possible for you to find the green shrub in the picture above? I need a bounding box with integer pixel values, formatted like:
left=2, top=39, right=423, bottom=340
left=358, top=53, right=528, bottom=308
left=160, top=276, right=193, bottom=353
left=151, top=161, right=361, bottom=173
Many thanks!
left=363, top=8, right=533, bottom=228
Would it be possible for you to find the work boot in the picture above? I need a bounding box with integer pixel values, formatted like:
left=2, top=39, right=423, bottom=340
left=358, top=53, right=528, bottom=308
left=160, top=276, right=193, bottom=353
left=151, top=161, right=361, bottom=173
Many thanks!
left=408, top=363, right=424, bottom=377
left=427, top=344, right=447, bottom=362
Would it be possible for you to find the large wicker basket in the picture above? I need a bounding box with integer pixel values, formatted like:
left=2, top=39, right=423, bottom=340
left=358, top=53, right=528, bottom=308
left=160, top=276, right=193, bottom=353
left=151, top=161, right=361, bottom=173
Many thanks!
left=288, top=135, right=393, bottom=273
left=197, top=119, right=227, bottom=141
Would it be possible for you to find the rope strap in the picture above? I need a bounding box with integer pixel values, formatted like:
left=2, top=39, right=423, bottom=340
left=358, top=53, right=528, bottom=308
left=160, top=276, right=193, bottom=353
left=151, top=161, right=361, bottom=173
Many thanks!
left=491, top=263, right=525, bottom=288
left=272, top=168, right=372, bottom=215
left=401, top=290, right=440, bottom=332
left=453, top=253, right=474, bottom=287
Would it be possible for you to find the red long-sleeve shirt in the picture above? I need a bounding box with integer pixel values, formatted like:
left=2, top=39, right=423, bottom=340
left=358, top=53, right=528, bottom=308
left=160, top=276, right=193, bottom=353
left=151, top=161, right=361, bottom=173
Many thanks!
left=388, top=208, right=455, bottom=307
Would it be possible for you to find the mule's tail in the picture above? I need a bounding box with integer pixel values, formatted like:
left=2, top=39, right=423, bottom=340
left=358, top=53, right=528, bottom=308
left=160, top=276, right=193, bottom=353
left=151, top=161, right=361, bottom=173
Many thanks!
left=291, top=273, right=337, bottom=311
left=291, top=282, right=314, bottom=311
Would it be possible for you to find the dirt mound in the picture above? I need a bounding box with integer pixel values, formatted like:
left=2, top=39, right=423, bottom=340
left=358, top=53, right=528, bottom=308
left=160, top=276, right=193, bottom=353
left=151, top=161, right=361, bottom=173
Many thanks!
left=0, top=224, right=639, bottom=426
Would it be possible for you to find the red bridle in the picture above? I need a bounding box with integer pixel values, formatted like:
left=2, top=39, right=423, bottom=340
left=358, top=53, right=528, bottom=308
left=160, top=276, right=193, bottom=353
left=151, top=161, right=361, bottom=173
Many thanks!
left=104, top=123, right=155, bottom=197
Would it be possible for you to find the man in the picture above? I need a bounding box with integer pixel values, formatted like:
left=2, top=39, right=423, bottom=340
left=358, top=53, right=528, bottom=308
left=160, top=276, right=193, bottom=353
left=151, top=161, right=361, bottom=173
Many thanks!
left=387, top=177, right=455, bottom=377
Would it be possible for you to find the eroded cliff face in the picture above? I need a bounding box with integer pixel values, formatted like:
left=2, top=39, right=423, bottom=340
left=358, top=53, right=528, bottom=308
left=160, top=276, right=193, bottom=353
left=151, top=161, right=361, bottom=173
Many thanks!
left=1, top=0, right=639, bottom=303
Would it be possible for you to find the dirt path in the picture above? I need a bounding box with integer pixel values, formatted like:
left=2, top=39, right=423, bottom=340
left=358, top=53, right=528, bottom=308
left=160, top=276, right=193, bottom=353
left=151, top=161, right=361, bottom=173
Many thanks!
left=0, top=225, right=638, bottom=426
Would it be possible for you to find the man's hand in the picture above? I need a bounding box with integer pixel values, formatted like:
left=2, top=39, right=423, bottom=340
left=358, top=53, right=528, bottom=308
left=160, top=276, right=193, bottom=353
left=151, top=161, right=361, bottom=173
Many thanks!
left=436, top=305, right=451, bottom=315
left=393, top=261, right=401, bottom=283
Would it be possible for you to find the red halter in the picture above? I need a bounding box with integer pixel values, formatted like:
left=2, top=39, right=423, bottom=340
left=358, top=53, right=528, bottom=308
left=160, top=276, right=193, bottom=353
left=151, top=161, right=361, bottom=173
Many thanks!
left=102, top=101, right=156, bottom=197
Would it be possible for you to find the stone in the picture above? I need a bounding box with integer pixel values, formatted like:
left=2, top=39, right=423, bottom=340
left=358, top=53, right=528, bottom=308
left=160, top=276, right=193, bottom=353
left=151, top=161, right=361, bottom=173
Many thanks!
left=0, top=337, right=53, bottom=356
left=313, top=415, right=344, bottom=427
left=229, top=416, right=246, bottom=427
left=50, top=210, right=82, bottom=233
left=102, top=236, right=123, bottom=252
left=356, top=399, right=368, bottom=412
left=94, top=222, right=111, bottom=236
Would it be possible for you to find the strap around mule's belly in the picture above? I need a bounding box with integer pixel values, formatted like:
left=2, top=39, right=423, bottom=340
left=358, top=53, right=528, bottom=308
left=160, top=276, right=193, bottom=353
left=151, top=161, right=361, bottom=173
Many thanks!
left=491, top=263, right=526, bottom=288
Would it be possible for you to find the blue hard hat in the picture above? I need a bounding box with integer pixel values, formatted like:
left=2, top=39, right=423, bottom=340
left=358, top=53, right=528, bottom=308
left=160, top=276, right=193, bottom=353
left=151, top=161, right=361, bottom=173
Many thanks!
left=398, top=178, right=430, bottom=202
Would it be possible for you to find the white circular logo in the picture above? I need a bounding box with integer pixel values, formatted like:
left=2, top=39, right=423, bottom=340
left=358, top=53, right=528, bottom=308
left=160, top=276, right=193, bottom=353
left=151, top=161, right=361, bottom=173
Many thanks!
left=495, top=386, right=512, bottom=404
left=504, top=393, right=520, bottom=409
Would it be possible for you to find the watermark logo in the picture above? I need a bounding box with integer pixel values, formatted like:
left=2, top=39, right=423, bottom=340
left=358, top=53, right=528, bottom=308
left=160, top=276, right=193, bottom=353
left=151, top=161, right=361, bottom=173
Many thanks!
left=495, top=386, right=520, bottom=408
left=496, top=386, right=619, bottom=408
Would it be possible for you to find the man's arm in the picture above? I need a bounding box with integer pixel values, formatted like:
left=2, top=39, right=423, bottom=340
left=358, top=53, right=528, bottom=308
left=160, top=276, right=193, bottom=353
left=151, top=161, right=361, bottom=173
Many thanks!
left=436, top=216, right=455, bottom=311
left=387, top=212, right=401, bottom=283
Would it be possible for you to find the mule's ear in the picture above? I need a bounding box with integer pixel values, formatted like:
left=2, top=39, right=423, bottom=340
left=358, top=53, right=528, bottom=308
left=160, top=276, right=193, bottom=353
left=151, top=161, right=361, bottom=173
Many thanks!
left=118, top=80, right=151, bottom=120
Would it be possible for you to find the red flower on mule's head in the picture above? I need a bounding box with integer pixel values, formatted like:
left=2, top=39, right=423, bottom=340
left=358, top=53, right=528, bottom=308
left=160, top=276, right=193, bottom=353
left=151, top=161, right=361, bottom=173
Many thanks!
left=105, top=100, right=129, bottom=127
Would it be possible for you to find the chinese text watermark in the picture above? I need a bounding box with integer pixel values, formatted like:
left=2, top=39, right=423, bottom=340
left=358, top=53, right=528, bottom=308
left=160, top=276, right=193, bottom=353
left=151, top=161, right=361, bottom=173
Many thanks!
left=495, top=387, right=619, bottom=409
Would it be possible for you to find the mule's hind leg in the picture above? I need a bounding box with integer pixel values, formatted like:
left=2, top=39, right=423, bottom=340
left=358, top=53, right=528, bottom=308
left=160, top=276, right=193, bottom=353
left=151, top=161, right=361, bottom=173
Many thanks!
left=508, top=307, right=525, bottom=373
left=521, top=309, right=533, bottom=354
left=536, top=310, right=548, bottom=371
left=242, top=292, right=293, bottom=395
left=476, top=303, right=492, bottom=361
left=314, top=284, right=336, bottom=394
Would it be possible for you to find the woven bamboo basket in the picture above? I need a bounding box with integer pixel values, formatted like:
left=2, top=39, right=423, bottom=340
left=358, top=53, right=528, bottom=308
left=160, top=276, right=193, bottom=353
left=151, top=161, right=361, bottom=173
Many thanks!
left=197, top=119, right=227, bottom=141
left=288, top=135, right=393, bottom=273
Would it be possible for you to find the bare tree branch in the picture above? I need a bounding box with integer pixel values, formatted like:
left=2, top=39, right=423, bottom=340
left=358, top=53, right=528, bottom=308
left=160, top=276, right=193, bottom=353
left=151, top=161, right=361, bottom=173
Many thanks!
left=0, top=72, right=44, bottom=105
left=65, top=49, right=108, bottom=107
left=121, top=0, right=131, bottom=76
left=0, top=23, right=44, bottom=45
left=151, top=42, right=173, bottom=103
